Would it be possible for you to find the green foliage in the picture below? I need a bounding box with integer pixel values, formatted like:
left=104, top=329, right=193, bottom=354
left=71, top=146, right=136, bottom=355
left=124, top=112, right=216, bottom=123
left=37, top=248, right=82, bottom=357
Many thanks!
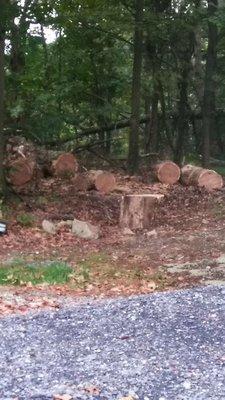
left=0, top=261, right=72, bottom=285
left=16, top=213, right=35, bottom=227
left=3, top=0, right=225, bottom=161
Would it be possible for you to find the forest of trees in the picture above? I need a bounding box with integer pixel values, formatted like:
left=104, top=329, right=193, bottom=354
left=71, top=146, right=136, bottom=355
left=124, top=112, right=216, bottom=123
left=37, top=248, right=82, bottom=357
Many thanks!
left=0, top=0, right=225, bottom=191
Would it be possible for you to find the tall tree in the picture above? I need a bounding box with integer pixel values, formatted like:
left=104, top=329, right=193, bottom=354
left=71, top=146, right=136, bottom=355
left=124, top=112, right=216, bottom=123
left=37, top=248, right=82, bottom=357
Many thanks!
left=128, top=0, right=144, bottom=173
left=202, top=0, right=218, bottom=166
left=0, top=0, right=6, bottom=196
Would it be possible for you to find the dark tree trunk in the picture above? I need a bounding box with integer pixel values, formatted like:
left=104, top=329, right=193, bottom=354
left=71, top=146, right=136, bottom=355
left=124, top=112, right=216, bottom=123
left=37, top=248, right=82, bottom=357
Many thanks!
left=128, top=0, right=144, bottom=173
left=174, top=67, right=189, bottom=164
left=202, top=0, right=218, bottom=167
left=0, top=0, right=6, bottom=196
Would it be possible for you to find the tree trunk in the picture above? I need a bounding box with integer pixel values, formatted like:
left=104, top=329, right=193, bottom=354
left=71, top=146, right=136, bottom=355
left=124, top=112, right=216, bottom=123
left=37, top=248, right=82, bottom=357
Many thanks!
left=202, top=0, right=218, bottom=167
left=120, top=194, right=164, bottom=230
left=0, top=1, right=6, bottom=197
left=128, top=0, right=144, bottom=174
left=174, top=67, right=189, bottom=164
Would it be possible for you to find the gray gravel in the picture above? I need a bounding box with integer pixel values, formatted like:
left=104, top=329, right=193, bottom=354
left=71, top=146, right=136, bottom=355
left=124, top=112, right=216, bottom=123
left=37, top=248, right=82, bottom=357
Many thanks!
left=1, top=286, right=225, bottom=399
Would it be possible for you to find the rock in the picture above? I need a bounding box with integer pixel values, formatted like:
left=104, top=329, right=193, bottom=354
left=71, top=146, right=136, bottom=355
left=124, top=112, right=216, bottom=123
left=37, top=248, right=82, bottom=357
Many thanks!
left=53, top=395, right=72, bottom=400
left=42, top=220, right=57, bottom=235
left=146, top=229, right=157, bottom=237
left=122, top=227, right=135, bottom=236
left=72, top=219, right=100, bottom=240
left=56, top=220, right=73, bottom=230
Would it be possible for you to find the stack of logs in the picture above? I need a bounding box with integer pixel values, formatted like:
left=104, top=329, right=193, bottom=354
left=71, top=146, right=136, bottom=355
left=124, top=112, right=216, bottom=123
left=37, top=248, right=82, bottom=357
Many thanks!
left=4, top=137, right=224, bottom=193
left=154, top=161, right=223, bottom=191
left=5, top=137, right=116, bottom=194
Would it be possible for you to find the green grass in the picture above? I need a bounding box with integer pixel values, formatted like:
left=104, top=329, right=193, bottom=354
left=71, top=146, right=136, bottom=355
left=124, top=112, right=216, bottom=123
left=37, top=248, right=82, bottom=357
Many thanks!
left=16, top=213, right=36, bottom=227
left=0, top=261, right=73, bottom=285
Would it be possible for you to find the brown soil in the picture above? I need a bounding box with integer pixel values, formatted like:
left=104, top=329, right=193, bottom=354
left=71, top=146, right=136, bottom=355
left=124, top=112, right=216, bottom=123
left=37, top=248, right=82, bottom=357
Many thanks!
left=1, top=175, right=225, bottom=316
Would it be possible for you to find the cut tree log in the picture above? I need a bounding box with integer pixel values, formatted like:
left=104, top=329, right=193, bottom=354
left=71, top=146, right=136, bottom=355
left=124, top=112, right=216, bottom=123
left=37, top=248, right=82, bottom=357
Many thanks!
left=5, top=136, right=37, bottom=189
left=153, top=161, right=180, bottom=184
left=72, top=173, right=92, bottom=192
left=52, top=153, right=78, bottom=177
left=6, top=158, right=35, bottom=186
left=88, top=170, right=116, bottom=194
left=120, top=193, right=164, bottom=230
left=180, top=164, right=223, bottom=191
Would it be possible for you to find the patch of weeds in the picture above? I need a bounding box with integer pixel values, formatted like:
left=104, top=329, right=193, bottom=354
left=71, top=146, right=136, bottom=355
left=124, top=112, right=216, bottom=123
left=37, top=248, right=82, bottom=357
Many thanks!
left=0, top=260, right=73, bottom=286
left=17, top=213, right=36, bottom=227
left=71, top=263, right=91, bottom=289
left=49, top=193, right=61, bottom=203
left=211, top=203, right=225, bottom=219
left=36, top=196, right=48, bottom=206
left=151, top=271, right=167, bottom=289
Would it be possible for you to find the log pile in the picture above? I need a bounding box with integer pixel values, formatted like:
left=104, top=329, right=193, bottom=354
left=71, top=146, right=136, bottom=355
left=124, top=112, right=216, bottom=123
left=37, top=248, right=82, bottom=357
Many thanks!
left=4, top=137, right=117, bottom=194
left=72, top=170, right=116, bottom=194
left=180, top=165, right=223, bottom=191
left=3, top=137, right=224, bottom=195
left=5, top=137, right=37, bottom=191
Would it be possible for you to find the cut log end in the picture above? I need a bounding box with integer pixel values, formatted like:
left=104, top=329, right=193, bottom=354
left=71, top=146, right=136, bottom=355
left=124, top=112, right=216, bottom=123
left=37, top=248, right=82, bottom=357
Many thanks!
left=198, top=170, right=223, bottom=191
left=52, top=153, right=78, bottom=177
left=154, top=161, right=180, bottom=185
left=88, top=170, right=116, bottom=194
left=7, top=159, right=34, bottom=186
left=95, top=172, right=116, bottom=194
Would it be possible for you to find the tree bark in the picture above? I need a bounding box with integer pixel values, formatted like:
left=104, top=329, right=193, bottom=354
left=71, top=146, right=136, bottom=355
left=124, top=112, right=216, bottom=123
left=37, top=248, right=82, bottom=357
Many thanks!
left=174, top=67, right=189, bottom=164
left=0, top=0, right=6, bottom=196
left=181, top=164, right=223, bottom=191
left=128, top=0, right=144, bottom=174
left=202, top=0, right=218, bottom=167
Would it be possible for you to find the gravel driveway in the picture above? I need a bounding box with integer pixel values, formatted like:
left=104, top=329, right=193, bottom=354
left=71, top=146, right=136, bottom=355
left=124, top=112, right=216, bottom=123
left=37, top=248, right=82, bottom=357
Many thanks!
left=1, top=286, right=225, bottom=399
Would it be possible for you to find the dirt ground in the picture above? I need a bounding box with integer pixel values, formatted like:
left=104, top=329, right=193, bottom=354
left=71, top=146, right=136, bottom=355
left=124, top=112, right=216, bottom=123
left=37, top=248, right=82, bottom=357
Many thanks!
left=1, top=175, right=225, bottom=316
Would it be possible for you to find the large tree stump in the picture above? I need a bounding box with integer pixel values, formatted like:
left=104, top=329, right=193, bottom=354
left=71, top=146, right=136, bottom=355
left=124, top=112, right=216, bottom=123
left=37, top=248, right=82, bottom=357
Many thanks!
left=181, top=164, right=223, bottom=191
left=88, top=170, right=116, bottom=194
left=120, top=194, right=164, bottom=230
left=52, top=153, right=78, bottom=177
left=153, top=161, right=180, bottom=184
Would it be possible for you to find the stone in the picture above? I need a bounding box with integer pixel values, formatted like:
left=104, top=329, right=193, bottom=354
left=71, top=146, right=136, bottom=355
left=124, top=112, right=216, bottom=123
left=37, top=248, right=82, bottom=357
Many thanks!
left=42, top=220, right=57, bottom=235
left=72, top=219, right=100, bottom=240
left=56, top=220, right=73, bottom=230
left=122, top=228, right=135, bottom=236
left=146, top=229, right=157, bottom=237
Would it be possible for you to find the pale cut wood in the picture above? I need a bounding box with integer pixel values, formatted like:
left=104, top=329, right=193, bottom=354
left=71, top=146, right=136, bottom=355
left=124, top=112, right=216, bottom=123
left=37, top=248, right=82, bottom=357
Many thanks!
left=88, top=170, right=116, bottom=194
left=154, top=161, right=180, bottom=184
left=181, top=164, right=223, bottom=191
left=7, top=158, right=35, bottom=186
left=52, top=153, right=78, bottom=177
left=120, top=194, right=164, bottom=230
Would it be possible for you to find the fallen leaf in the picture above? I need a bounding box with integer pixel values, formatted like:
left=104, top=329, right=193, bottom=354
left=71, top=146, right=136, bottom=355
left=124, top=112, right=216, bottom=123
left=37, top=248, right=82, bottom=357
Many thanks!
left=83, top=385, right=100, bottom=395
left=147, top=281, right=157, bottom=291
left=53, top=395, right=72, bottom=400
